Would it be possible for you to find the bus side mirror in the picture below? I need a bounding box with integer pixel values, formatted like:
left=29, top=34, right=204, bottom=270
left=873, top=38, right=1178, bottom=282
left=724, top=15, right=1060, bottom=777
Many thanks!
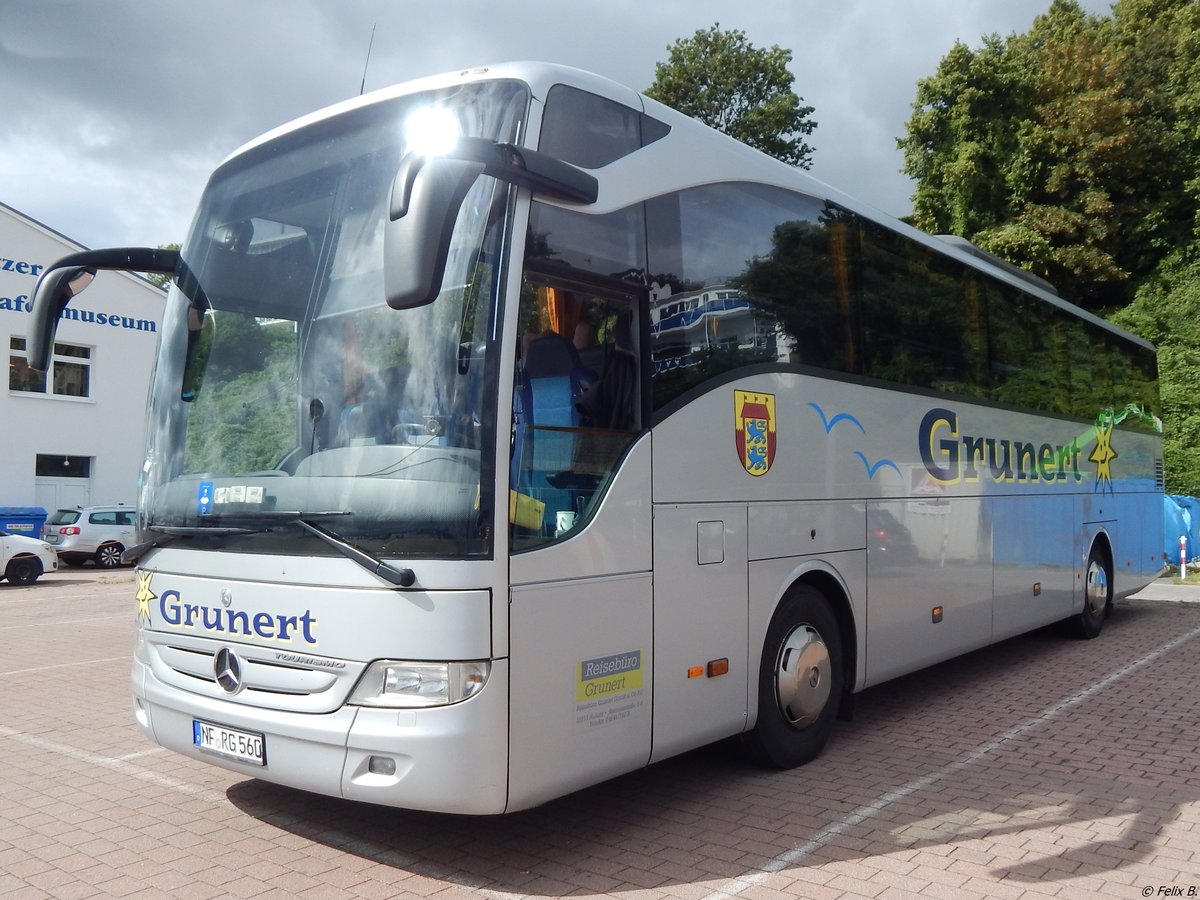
left=180, top=303, right=214, bottom=402
left=383, top=139, right=597, bottom=310
left=384, top=153, right=485, bottom=310
left=28, top=247, right=178, bottom=371
left=28, top=266, right=95, bottom=370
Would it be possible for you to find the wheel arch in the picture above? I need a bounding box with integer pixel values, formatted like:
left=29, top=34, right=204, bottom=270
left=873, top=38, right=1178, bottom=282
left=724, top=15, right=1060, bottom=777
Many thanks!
left=791, top=567, right=859, bottom=696
left=1088, top=528, right=1114, bottom=567
left=751, top=559, right=860, bottom=700
left=741, top=561, right=857, bottom=766
left=1085, top=527, right=1115, bottom=602
left=1060, top=526, right=1116, bottom=639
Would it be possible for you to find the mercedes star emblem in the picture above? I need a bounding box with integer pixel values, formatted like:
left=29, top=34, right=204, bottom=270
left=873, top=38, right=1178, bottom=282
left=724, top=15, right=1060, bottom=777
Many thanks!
left=214, top=647, right=244, bottom=694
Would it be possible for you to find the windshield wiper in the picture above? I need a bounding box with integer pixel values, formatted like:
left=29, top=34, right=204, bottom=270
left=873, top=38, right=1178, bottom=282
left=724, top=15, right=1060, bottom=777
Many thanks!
left=134, top=511, right=416, bottom=588
left=150, top=524, right=265, bottom=535
left=290, top=518, right=416, bottom=588
left=123, top=522, right=267, bottom=564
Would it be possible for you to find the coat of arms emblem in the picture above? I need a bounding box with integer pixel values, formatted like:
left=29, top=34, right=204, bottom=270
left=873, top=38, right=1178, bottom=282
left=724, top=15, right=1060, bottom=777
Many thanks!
left=734, top=390, right=776, bottom=476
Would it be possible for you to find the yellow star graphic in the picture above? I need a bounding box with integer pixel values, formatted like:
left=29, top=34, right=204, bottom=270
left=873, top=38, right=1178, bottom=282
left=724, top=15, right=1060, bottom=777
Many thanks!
left=1088, top=423, right=1118, bottom=490
left=135, top=571, right=156, bottom=624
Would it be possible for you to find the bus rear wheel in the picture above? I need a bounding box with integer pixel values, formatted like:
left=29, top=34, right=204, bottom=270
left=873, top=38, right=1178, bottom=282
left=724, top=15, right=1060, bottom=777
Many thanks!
left=1067, top=545, right=1112, bottom=639
left=742, top=585, right=843, bottom=768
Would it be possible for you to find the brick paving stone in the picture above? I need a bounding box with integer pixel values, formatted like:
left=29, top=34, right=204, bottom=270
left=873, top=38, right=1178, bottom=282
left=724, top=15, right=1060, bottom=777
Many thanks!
left=24, top=866, right=80, bottom=892
left=9, top=579, right=1200, bottom=899
left=825, top=872, right=890, bottom=897
left=346, top=878, right=407, bottom=900
left=778, top=882, right=847, bottom=900
left=295, top=885, right=357, bottom=900
left=44, top=883, right=105, bottom=900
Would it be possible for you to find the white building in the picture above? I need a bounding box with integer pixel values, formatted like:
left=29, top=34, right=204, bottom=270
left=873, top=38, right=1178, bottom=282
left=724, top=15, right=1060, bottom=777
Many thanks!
left=1, top=202, right=165, bottom=511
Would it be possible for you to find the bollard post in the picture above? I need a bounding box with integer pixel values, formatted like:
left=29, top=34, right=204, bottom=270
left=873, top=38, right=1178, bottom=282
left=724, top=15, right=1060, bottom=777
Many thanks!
left=1182, top=535, right=1188, bottom=579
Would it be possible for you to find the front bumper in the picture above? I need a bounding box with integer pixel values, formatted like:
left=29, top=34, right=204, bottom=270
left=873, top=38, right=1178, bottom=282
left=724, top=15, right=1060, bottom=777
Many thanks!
left=132, top=657, right=510, bottom=814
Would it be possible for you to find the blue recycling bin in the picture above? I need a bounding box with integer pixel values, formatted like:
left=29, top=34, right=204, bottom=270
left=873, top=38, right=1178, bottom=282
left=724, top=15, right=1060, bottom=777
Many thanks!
left=0, top=507, right=48, bottom=537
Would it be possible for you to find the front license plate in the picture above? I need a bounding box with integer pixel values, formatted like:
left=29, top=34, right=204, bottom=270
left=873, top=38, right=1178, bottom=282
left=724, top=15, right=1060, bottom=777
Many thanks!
left=193, top=719, right=266, bottom=766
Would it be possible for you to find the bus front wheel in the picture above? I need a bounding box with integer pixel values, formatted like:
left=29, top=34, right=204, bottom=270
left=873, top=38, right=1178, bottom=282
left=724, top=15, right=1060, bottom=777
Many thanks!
left=742, top=585, right=843, bottom=768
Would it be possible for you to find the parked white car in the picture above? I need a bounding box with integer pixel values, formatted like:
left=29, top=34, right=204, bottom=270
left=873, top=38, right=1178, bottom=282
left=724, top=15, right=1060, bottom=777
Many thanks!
left=0, top=531, right=59, bottom=585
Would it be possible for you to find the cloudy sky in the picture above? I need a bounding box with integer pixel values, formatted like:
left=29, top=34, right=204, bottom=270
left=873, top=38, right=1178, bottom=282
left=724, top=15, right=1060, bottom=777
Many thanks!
left=2, top=0, right=1114, bottom=251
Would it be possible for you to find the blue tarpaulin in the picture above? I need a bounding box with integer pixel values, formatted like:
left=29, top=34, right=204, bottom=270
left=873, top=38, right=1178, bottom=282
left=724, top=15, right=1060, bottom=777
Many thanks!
left=1163, top=495, right=1200, bottom=564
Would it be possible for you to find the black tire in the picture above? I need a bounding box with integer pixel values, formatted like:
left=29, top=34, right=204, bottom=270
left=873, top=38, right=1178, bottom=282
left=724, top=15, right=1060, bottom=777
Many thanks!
left=1068, top=544, right=1112, bottom=639
left=5, top=556, right=42, bottom=586
left=95, top=543, right=125, bottom=568
left=741, top=585, right=844, bottom=768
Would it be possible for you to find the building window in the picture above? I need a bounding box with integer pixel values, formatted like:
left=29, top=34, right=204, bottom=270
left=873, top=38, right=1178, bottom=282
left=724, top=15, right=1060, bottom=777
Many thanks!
left=35, top=454, right=92, bottom=478
left=9, top=337, right=92, bottom=398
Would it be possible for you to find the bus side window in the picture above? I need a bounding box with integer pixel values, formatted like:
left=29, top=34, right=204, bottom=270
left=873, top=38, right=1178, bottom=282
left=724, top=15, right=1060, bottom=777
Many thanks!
left=576, top=309, right=637, bottom=431
left=511, top=279, right=642, bottom=551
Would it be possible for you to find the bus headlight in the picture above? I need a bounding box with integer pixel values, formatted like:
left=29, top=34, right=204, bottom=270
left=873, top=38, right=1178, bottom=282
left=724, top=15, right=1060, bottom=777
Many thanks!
left=348, top=660, right=490, bottom=708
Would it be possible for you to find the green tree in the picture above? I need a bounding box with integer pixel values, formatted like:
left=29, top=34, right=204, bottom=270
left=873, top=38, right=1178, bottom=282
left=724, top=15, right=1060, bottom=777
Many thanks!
left=1111, top=252, right=1200, bottom=495
left=1109, top=0, right=1194, bottom=241
left=1108, top=0, right=1200, bottom=496
left=1177, top=7, right=1200, bottom=233
left=992, top=1, right=1185, bottom=306
left=900, top=0, right=1200, bottom=491
left=645, top=24, right=817, bottom=168
left=899, top=35, right=1036, bottom=238
left=899, top=0, right=1189, bottom=309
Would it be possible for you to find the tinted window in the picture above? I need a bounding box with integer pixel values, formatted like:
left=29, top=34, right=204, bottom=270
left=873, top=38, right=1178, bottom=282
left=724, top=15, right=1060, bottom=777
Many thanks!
left=859, top=222, right=986, bottom=398
left=989, top=284, right=1068, bottom=413
left=647, top=183, right=859, bottom=410
left=528, top=182, right=1157, bottom=428
left=539, top=85, right=669, bottom=169
left=527, top=202, right=646, bottom=280
left=987, top=281, right=1158, bottom=427
left=89, top=512, right=117, bottom=526
left=1075, top=319, right=1159, bottom=430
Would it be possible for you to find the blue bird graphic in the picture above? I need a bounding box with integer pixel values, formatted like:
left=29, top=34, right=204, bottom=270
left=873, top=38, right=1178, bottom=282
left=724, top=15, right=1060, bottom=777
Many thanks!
left=853, top=451, right=902, bottom=479
left=807, top=402, right=866, bottom=435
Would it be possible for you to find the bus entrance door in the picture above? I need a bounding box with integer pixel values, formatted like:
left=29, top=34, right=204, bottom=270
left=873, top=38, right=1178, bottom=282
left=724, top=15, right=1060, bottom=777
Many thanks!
left=650, top=504, right=749, bottom=763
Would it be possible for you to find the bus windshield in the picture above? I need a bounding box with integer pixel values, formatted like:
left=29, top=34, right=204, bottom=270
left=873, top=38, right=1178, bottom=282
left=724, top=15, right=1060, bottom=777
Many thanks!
left=140, top=81, right=529, bottom=560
